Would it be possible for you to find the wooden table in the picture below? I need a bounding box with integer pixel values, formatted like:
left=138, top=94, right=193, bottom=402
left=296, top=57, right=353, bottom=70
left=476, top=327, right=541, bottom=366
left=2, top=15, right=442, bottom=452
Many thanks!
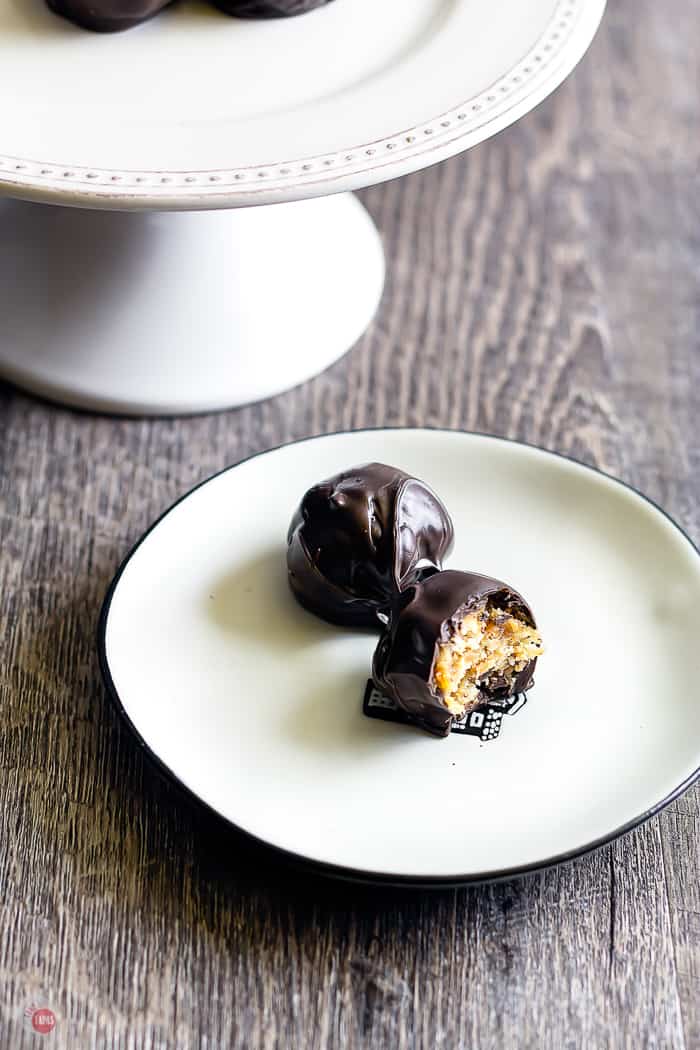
left=1, top=1, right=698, bottom=1046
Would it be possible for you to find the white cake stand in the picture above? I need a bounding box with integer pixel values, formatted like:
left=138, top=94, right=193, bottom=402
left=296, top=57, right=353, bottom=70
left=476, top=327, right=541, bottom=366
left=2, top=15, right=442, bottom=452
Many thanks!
left=0, top=0, right=606, bottom=414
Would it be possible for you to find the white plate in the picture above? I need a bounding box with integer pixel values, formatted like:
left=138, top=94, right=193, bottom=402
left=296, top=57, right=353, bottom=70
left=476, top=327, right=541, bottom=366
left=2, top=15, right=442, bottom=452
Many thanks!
left=99, top=430, right=700, bottom=884
left=1, top=0, right=605, bottom=207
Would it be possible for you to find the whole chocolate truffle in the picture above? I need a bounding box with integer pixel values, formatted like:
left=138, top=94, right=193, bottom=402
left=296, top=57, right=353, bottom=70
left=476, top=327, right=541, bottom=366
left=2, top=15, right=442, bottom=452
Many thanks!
left=46, top=0, right=171, bottom=30
left=287, top=463, right=454, bottom=628
left=212, top=0, right=333, bottom=16
left=372, top=570, right=543, bottom=737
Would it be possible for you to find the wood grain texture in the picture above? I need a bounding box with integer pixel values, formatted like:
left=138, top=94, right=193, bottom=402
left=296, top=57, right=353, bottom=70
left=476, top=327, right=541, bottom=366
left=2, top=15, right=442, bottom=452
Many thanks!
left=1, top=0, right=699, bottom=1046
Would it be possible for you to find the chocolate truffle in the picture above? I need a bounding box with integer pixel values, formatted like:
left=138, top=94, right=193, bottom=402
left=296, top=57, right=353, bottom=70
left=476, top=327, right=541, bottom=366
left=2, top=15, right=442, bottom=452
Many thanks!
left=372, top=570, right=543, bottom=737
left=212, top=0, right=333, bottom=16
left=287, top=463, right=454, bottom=628
left=46, top=0, right=171, bottom=30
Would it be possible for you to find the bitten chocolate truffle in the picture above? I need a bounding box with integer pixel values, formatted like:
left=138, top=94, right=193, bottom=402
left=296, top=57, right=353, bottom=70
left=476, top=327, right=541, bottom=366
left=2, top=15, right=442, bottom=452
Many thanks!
left=46, top=0, right=171, bottom=31
left=287, top=463, right=454, bottom=628
left=212, top=0, right=333, bottom=16
left=372, top=570, right=543, bottom=737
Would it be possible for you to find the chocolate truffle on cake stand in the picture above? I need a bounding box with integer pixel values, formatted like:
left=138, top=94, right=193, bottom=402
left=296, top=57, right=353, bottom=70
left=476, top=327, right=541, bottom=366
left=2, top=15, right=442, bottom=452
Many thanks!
left=0, top=0, right=606, bottom=415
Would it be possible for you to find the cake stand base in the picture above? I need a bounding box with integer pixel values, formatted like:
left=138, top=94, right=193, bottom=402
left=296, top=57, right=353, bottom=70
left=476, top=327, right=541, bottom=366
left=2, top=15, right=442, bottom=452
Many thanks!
left=0, top=194, right=385, bottom=415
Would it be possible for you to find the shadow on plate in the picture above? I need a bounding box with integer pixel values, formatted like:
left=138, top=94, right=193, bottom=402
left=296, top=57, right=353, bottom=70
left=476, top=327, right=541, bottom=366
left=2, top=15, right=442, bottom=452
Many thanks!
left=284, top=668, right=414, bottom=759
left=1, top=0, right=77, bottom=37
left=0, top=0, right=216, bottom=37
left=204, top=544, right=375, bottom=650
left=204, top=546, right=407, bottom=757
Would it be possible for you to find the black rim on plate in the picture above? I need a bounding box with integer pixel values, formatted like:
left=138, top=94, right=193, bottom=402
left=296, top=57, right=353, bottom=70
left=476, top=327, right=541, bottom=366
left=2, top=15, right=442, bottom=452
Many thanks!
left=97, top=428, right=700, bottom=887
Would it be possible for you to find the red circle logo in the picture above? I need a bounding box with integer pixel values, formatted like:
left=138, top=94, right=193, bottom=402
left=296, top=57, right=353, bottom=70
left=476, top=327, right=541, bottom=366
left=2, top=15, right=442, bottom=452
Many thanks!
left=31, top=1009, right=56, bottom=1035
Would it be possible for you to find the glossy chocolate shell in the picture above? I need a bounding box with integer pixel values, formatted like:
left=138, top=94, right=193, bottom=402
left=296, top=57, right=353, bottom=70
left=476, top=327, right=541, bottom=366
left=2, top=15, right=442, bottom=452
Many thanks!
left=212, top=0, right=333, bottom=17
left=372, top=570, right=539, bottom=737
left=47, top=0, right=171, bottom=31
left=287, top=463, right=454, bottom=628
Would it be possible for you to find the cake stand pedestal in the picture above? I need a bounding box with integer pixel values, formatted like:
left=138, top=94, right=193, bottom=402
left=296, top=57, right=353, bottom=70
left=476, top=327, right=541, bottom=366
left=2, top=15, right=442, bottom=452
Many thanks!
left=0, top=194, right=384, bottom=414
left=0, top=0, right=606, bottom=415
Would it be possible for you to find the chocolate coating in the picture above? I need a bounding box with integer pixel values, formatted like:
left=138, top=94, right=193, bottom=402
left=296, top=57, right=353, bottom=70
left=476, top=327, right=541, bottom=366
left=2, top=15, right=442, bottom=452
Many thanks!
left=46, top=0, right=330, bottom=30
left=287, top=463, right=454, bottom=628
left=211, top=0, right=333, bottom=16
left=46, top=0, right=171, bottom=31
left=372, top=570, right=538, bottom=737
